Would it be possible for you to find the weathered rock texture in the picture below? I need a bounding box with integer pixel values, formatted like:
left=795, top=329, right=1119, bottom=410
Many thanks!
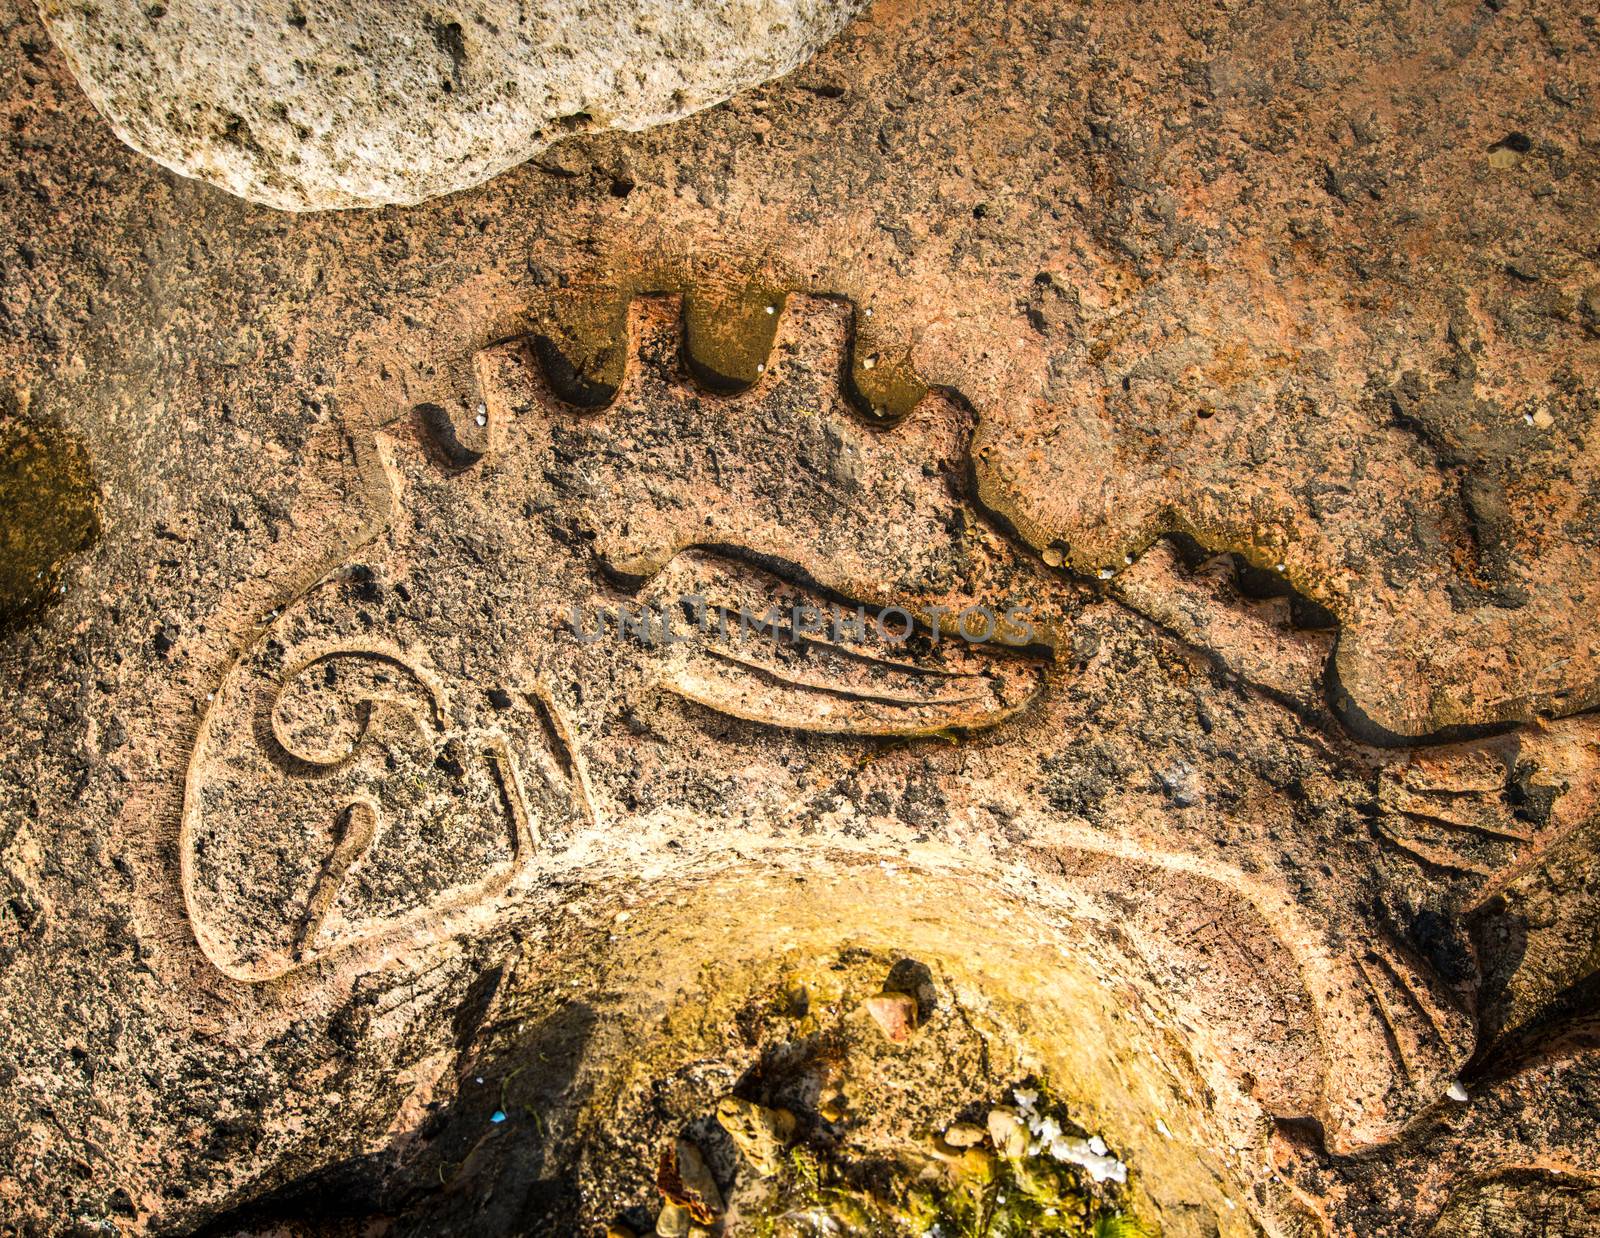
left=36, top=0, right=866, bottom=209
left=2, top=0, right=1599, bottom=1233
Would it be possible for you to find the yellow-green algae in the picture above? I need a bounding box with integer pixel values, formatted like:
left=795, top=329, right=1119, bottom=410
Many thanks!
left=744, top=1075, right=1157, bottom=1237
left=0, top=409, right=99, bottom=628
left=523, top=254, right=927, bottom=420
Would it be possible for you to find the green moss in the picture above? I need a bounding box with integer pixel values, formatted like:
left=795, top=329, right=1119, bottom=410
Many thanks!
left=740, top=1079, right=1154, bottom=1238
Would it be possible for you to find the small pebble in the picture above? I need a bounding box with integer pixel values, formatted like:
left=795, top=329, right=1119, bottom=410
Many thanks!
left=716, top=1095, right=797, bottom=1177
left=672, top=1138, right=724, bottom=1216
left=987, top=1107, right=1030, bottom=1159
left=655, top=1202, right=691, bottom=1238
left=1446, top=1081, right=1469, bottom=1103
left=863, top=990, right=919, bottom=1043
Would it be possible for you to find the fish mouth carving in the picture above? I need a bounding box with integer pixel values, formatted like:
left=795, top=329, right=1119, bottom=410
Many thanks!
left=641, top=549, right=1044, bottom=736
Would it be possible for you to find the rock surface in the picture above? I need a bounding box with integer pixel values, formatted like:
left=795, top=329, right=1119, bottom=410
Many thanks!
left=37, top=0, right=866, bottom=210
left=715, top=1095, right=797, bottom=1177
left=1, top=0, right=1599, bottom=1233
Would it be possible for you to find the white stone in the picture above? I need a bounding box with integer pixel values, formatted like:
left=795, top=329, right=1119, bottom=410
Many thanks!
left=40, top=0, right=866, bottom=210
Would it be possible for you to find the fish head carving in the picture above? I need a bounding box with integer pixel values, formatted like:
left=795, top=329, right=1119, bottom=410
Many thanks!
left=181, top=294, right=1051, bottom=982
